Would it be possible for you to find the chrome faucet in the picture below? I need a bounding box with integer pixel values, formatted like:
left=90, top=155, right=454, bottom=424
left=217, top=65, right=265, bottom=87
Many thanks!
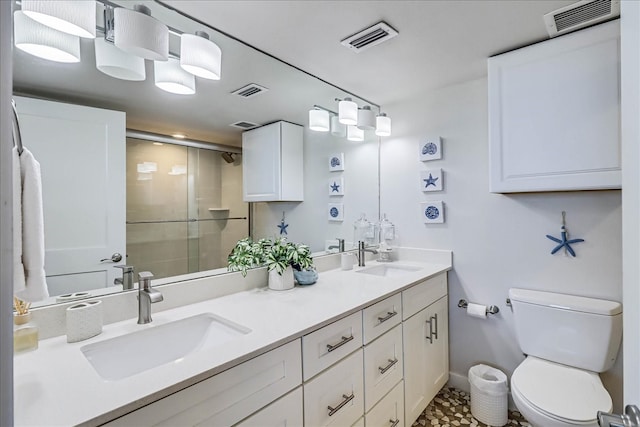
left=328, top=238, right=345, bottom=252
left=137, top=271, right=163, bottom=324
left=356, top=241, right=378, bottom=267
left=114, top=265, right=135, bottom=290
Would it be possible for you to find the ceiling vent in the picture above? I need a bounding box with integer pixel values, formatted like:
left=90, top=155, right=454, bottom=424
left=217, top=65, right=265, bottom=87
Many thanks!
left=340, top=21, right=398, bottom=53
left=544, top=0, right=619, bottom=37
left=231, top=84, right=268, bottom=99
left=230, top=121, right=259, bottom=130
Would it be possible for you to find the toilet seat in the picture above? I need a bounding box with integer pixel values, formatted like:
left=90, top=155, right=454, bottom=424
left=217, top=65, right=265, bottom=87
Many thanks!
left=512, top=356, right=612, bottom=424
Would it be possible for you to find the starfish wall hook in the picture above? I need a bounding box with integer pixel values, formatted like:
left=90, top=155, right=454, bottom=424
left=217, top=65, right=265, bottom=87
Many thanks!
left=277, top=211, right=289, bottom=235
left=545, top=211, right=584, bottom=257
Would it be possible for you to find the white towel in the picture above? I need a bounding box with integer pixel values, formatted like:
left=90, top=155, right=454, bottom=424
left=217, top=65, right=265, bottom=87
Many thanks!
left=13, top=146, right=49, bottom=302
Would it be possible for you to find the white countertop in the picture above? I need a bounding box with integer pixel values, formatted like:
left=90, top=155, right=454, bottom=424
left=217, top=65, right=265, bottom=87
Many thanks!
left=14, top=258, right=451, bottom=426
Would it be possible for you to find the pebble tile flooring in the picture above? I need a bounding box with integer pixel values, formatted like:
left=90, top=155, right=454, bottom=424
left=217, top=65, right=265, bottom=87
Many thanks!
left=411, top=386, right=531, bottom=427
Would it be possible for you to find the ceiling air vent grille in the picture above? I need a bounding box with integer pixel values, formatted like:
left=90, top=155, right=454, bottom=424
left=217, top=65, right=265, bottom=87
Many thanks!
left=230, top=121, right=259, bottom=129
left=231, top=84, right=268, bottom=99
left=544, top=0, right=619, bottom=37
left=341, top=21, right=398, bottom=53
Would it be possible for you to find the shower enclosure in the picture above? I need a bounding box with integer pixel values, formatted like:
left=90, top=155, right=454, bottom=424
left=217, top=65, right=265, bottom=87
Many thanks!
left=126, top=137, right=248, bottom=280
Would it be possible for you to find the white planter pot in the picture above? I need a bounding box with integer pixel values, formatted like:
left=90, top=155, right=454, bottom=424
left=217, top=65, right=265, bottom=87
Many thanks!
left=268, top=266, right=294, bottom=291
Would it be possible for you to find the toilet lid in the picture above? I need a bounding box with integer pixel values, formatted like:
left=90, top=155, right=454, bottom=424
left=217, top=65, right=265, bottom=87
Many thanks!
left=512, top=357, right=612, bottom=423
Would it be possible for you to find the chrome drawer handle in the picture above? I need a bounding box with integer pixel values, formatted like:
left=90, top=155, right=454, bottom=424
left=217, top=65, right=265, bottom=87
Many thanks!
left=378, top=358, right=399, bottom=374
left=327, top=393, right=355, bottom=416
left=433, top=313, right=439, bottom=340
left=389, top=419, right=400, bottom=427
left=326, top=335, right=354, bottom=352
left=377, top=310, right=398, bottom=324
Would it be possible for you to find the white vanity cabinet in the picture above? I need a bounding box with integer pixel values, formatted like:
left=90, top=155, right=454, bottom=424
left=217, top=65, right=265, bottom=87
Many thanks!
left=234, top=387, right=303, bottom=427
left=402, top=275, right=449, bottom=425
left=242, top=120, right=304, bottom=202
left=488, top=21, right=620, bottom=193
left=103, top=339, right=302, bottom=427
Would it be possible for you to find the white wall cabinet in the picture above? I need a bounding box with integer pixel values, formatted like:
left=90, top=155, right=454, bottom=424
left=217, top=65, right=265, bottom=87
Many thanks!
left=488, top=21, right=620, bottom=193
left=242, top=120, right=304, bottom=202
left=402, top=280, right=449, bottom=426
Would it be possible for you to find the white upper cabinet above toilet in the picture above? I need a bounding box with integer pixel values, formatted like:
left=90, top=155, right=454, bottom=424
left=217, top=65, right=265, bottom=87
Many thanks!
left=488, top=21, right=620, bottom=193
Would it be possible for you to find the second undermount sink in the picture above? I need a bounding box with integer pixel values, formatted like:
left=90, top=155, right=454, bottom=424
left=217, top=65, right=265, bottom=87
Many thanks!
left=356, top=264, right=421, bottom=277
left=81, top=313, right=251, bottom=381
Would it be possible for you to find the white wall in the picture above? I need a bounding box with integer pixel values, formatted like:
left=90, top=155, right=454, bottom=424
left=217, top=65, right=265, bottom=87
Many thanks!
left=252, top=127, right=379, bottom=253
left=621, top=0, right=640, bottom=407
left=381, top=77, right=623, bottom=410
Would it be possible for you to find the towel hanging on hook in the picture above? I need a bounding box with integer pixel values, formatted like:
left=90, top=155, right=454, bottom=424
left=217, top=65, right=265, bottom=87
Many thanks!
left=11, top=99, right=24, bottom=156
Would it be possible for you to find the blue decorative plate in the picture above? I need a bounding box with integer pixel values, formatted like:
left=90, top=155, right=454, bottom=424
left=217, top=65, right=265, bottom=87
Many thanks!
left=425, top=205, right=440, bottom=220
left=422, top=142, right=438, bottom=156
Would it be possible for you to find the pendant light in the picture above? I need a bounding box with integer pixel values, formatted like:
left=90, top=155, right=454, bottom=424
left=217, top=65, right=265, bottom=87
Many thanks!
left=331, top=115, right=347, bottom=137
left=357, top=105, right=376, bottom=130
left=95, top=38, right=146, bottom=81
left=14, top=11, right=81, bottom=63
left=114, top=4, right=168, bottom=61
left=338, top=97, right=358, bottom=125
left=375, top=113, right=392, bottom=136
left=309, top=108, right=330, bottom=132
left=180, top=31, right=222, bottom=80
left=347, top=125, right=364, bottom=142
left=21, top=0, right=96, bottom=39
left=154, top=58, right=196, bottom=95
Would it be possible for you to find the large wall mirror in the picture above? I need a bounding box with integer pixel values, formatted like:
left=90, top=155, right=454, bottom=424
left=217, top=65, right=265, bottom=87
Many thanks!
left=12, top=0, right=380, bottom=306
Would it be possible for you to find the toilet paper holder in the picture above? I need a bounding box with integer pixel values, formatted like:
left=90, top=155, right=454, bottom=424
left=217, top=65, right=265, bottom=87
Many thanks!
left=458, top=299, right=500, bottom=315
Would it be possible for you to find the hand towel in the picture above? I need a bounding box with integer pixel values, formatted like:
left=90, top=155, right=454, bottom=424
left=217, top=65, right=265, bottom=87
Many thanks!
left=13, top=147, right=25, bottom=294
left=14, top=146, right=49, bottom=302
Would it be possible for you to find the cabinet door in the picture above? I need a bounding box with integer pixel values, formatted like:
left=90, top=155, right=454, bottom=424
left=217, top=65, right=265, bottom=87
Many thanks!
left=234, top=387, right=303, bottom=427
left=488, top=21, right=620, bottom=193
left=304, top=349, right=364, bottom=427
left=403, top=296, right=449, bottom=425
left=242, top=122, right=282, bottom=201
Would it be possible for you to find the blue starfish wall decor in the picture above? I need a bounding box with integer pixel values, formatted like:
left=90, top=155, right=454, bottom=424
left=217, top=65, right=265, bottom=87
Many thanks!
left=330, top=181, right=340, bottom=192
left=277, top=211, right=289, bottom=235
left=545, top=212, right=584, bottom=257
left=423, top=173, right=439, bottom=188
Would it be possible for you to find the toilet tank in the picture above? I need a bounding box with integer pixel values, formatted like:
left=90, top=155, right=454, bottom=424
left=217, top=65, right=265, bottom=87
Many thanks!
left=509, top=288, right=622, bottom=372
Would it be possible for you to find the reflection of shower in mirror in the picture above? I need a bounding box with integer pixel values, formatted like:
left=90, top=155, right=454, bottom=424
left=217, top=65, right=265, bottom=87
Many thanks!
left=221, top=152, right=236, bottom=163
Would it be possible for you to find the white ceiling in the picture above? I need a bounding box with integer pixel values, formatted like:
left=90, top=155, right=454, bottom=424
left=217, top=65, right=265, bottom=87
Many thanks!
left=163, top=0, right=578, bottom=107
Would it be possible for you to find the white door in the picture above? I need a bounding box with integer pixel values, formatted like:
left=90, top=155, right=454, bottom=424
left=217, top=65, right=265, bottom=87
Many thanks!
left=15, top=96, right=125, bottom=296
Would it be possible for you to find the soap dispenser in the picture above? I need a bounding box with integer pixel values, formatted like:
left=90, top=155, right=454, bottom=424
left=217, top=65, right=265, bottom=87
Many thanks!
left=378, top=214, right=395, bottom=262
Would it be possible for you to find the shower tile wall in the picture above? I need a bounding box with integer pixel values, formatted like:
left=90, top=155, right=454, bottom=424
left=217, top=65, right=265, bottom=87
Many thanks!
left=126, top=139, right=247, bottom=279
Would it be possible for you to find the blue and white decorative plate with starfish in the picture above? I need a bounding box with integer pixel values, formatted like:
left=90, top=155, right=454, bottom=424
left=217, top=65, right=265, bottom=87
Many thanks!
left=419, top=137, right=442, bottom=161
left=420, top=201, right=444, bottom=224
left=420, top=168, right=443, bottom=192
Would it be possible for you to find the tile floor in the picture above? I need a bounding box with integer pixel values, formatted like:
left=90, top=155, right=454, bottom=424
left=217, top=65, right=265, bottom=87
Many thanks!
left=411, top=386, right=531, bottom=427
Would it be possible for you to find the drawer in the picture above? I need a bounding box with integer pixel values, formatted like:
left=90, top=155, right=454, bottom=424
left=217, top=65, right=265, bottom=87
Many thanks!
left=363, top=324, right=403, bottom=412
left=105, top=340, right=302, bottom=427
left=234, top=387, right=303, bottom=427
left=362, top=293, right=402, bottom=345
left=303, top=311, right=363, bottom=380
left=402, top=273, right=447, bottom=320
left=365, top=380, right=404, bottom=427
left=304, top=349, right=364, bottom=427
left=352, top=417, right=365, bottom=427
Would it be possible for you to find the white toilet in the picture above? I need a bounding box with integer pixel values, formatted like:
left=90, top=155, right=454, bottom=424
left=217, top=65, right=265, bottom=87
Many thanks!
left=509, top=288, right=622, bottom=427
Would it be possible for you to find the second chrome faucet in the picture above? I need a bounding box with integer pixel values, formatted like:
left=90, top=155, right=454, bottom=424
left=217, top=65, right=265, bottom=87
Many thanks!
left=137, top=271, right=163, bottom=324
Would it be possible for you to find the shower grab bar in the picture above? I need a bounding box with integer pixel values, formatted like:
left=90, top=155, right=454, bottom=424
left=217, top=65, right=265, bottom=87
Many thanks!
left=126, top=217, right=247, bottom=225
left=11, top=99, right=24, bottom=156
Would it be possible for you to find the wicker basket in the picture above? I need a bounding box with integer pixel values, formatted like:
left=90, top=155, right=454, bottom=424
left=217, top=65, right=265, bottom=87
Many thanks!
left=469, top=364, right=508, bottom=426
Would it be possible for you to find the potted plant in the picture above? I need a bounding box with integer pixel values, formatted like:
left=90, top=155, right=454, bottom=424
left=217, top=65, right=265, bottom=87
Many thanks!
left=227, top=237, right=316, bottom=290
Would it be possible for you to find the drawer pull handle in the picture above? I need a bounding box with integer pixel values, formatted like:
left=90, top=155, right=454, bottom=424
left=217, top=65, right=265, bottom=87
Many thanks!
left=327, top=393, right=355, bottom=416
left=326, top=335, right=354, bottom=352
left=389, top=419, right=400, bottom=427
left=377, top=310, right=398, bottom=324
left=378, top=358, right=399, bottom=374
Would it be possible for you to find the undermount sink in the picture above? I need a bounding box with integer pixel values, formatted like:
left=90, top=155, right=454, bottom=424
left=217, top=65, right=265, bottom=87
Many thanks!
left=81, top=313, right=251, bottom=381
left=356, top=264, right=421, bottom=277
